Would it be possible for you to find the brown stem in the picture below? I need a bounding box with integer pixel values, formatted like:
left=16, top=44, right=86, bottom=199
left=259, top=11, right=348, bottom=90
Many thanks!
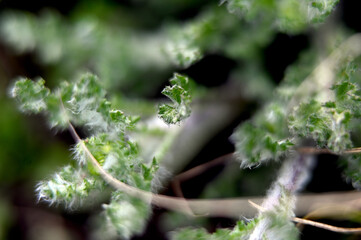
left=171, top=153, right=233, bottom=215
left=69, top=121, right=361, bottom=220
left=61, top=96, right=361, bottom=232
left=68, top=121, right=361, bottom=235
left=296, top=146, right=361, bottom=155
left=173, top=153, right=234, bottom=183
left=249, top=200, right=361, bottom=234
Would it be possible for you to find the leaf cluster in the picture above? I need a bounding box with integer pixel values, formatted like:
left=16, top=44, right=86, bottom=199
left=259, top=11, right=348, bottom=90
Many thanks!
left=158, top=73, right=193, bottom=125
left=11, top=73, right=157, bottom=238
left=7, top=1, right=360, bottom=240
left=222, top=0, right=339, bottom=33
left=170, top=218, right=258, bottom=240
left=233, top=55, right=361, bottom=168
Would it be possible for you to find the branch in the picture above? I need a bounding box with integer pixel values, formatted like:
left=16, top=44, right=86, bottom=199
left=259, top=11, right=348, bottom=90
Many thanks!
left=297, top=146, right=361, bottom=154
left=249, top=201, right=361, bottom=234
left=173, top=153, right=234, bottom=183
left=61, top=97, right=361, bottom=233
left=171, top=153, right=233, bottom=215
left=294, top=218, right=361, bottom=234
left=67, top=121, right=361, bottom=219
left=171, top=153, right=233, bottom=198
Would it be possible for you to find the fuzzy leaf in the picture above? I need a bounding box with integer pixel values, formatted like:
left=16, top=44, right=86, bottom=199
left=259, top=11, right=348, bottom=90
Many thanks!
left=232, top=103, right=294, bottom=167
left=251, top=211, right=299, bottom=240
left=158, top=73, right=192, bottom=125
left=11, top=73, right=157, bottom=240
left=222, top=0, right=339, bottom=33
left=36, top=165, right=103, bottom=207
left=289, top=99, right=352, bottom=152
left=10, top=78, right=50, bottom=113
left=10, top=73, right=139, bottom=136
left=170, top=228, right=210, bottom=240
left=80, top=135, right=151, bottom=187
left=330, top=63, right=361, bottom=117
left=103, top=192, right=151, bottom=240
left=170, top=219, right=259, bottom=240
left=308, top=0, right=340, bottom=23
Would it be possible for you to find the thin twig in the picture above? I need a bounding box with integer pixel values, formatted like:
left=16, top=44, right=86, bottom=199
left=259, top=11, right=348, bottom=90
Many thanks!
left=297, top=147, right=335, bottom=155
left=345, top=147, right=361, bottom=154
left=297, top=146, right=361, bottom=155
left=171, top=153, right=233, bottom=215
left=170, top=180, right=197, bottom=216
left=248, top=200, right=361, bottom=234
left=173, top=153, right=234, bottom=183
left=294, top=218, right=361, bottom=234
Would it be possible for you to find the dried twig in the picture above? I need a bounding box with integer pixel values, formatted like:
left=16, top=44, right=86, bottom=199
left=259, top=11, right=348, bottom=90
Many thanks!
left=249, top=200, right=361, bottom=234
left=297, top=147, right=361, bottom=155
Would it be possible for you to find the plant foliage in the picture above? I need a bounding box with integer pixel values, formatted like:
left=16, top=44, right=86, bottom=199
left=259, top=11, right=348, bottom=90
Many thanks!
left=6, top=0, right=361, bottom=239
left=158, top=73, right=193, bottom=125
left=11, top=73, right=156, bottom=238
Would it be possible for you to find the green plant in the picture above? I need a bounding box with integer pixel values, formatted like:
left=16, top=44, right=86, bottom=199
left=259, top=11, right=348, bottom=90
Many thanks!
left=5, top=0, right=361, bottom=239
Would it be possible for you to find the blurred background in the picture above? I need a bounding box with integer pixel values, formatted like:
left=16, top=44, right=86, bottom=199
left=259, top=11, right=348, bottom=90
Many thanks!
left=0, top=0, right=361, bottom=239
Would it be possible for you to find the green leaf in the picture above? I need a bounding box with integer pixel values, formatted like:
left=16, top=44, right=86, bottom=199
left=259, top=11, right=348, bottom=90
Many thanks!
left=255, top=212, right=299, bottom=240
left=230, top=218, right=259, bottom=238
left=10, top=78, right=50, bottom=113
left=142, top=157, right=159, bottom=182
left=232, top=103, right=294, bottom=167
left=171, top=228, right=210, bottom=240
left=288, top=100, right=329, bottom=140
left=289, top=99, right=352, bottom=152
left=308, top=0, right=340, bottom=23
left=103, top=192, right=151, bottom=240
left=222, top=0, right=339, bottom=33
left=36, top=165, right=103, bottom=207
left=158, top=73, right=192, bottom=125
left=170, top=218, right=259, bottom=240
left=10, top=73, right=140, bottom=137
left=332, top=81, right=361, bottom=102
left=11, top=73, right=158, bottom=234
left=330, top=62, right=361, bottom=117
